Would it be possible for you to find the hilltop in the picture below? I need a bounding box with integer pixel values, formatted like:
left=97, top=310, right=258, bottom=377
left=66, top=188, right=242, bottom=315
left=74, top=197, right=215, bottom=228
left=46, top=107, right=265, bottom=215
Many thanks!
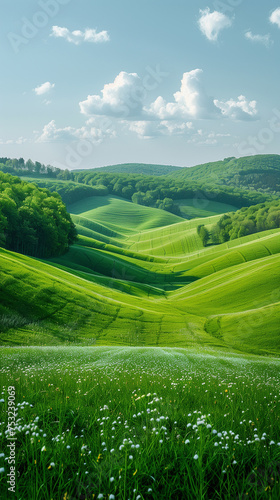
left=168, top=154, right=280, bottom=196
left=77, top=163, right=182, bottom=176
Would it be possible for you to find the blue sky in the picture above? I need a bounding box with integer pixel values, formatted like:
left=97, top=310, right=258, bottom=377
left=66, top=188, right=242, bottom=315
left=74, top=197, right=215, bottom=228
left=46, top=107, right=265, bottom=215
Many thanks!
left=1, top=0, right=280, bottom=169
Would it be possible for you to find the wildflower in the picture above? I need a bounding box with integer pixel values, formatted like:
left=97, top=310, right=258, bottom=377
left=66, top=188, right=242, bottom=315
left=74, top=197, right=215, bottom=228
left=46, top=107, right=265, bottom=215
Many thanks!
left=193, top=454, right=199, bottom=460
left=110, top=477, right=114, bottom=482
left=109, top=495, right=115, bottom=500
left=129, top=455, right=133, bottom=460
left=41, top=446, right=46, bottom=452
left=147, top=488, right=152, bottom=493
left=0, top=468, right=5, bottom=474
left=185, top=439, right=190, bottom=444
left=97, top=495, right=104, bottom=500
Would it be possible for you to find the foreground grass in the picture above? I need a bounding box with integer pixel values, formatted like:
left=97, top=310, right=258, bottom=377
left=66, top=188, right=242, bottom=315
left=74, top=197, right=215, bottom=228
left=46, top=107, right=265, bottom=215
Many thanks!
left=0, top=347, right=280, bottom=499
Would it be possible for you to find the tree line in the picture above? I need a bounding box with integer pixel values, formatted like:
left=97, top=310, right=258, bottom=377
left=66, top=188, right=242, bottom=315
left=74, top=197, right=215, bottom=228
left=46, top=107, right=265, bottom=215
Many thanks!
left=197, top=199, right=280, bottom=246
left=0, top=157, right=273, bottom=216
left=0, top=172, right=77, bottom=258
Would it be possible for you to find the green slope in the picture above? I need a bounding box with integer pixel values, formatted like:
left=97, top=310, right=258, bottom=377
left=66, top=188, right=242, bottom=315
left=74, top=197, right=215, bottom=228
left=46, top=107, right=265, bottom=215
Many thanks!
left=1, top=195, right=280, bottom=354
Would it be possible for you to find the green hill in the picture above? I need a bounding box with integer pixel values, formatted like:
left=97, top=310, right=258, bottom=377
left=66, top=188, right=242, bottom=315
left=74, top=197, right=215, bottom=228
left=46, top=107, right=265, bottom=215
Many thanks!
left=169, top=154, right=280, bottom=196
left=1, top=193, right=279, bottom=355
left=75, top=163, right=182, bottom=176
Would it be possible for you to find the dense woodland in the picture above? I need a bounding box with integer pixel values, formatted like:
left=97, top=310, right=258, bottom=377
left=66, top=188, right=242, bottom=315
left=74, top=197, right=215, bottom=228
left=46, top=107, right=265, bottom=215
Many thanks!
left=197, top=199, right=280, bottom=246
left=0, top=172, right=77, bottom=257
left=0, top=157, right=274, bottom=214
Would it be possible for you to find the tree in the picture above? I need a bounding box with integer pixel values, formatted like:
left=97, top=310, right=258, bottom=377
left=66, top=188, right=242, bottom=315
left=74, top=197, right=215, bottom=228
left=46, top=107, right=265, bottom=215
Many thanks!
left=197, top=224, right=210, bottom=246
left=0, top=172, right=77, bottom=258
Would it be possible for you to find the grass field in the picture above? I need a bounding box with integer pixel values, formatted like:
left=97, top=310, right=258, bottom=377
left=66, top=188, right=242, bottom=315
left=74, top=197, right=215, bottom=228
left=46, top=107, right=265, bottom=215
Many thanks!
left=0, top=195, right=280, bottom=355
left=0, top=346, right=280, bottom=499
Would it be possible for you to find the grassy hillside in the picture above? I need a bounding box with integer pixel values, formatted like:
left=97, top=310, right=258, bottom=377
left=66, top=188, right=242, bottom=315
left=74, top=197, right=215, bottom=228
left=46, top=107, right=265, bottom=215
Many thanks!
left=1, top=193, right=279, bottom=354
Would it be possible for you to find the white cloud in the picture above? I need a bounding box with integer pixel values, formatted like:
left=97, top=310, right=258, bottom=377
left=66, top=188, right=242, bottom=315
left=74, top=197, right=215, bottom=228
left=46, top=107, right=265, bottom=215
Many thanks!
left=145, top=69, right=218, bottom=120
left=270, top=8, right=280, bottom=28
left=214, top=95, right=258, bottom=120
left=245, top=31, right=273, bottom=48
left=0, top=136, right=27, bottom=145
left=79, top=72, right=143, bottom=118
left=36, top=119, right=115, bottom=144
left=128, top=120, right=193, bottom=139
left=198, top=8, right=232, bottom=41
left=51, top=26, right=110, bottom=44
left=33, top=82, right=55, bottom=96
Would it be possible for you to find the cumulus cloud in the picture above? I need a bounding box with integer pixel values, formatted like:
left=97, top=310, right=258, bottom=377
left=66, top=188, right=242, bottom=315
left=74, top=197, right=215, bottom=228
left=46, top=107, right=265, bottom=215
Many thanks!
left=269, top=8, right=280, bottom=28
left=198, top=8, right=232, bottom=41
left=79, top=72, right=143, bottom=118
left=33, top=82, right=55, bottom=96
left=36, top=119, right=115, bottom=144
left=145, top=69, right=218, bottom=120
left=128, top=120, right=193, bottom=139
left=245, top=31, right=273, bottom=48
left=214, top=95, right=258, bottom=120
left=51, top=26, right=110, bottom=44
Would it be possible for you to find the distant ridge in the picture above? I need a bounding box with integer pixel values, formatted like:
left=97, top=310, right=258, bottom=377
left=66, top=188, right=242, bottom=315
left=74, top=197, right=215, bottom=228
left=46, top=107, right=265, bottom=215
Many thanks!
left=168, top=154, right=280, bottom=195
left=75, top=163, right=182, bottom=176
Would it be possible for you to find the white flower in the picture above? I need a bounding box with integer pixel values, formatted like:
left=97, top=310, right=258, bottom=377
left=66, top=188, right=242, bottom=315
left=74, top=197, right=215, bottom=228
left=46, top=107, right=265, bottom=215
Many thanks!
left=109, top=495, right=115, bottom=500
left=66, top=445, right=71, bottom=449
left=97, top=495, right=103, bottom=499
left=0, top=467, right=5, bottom=474
left=129, top=455, right=133, bottom=460
left=269, top=440, right=275, bottom=445
left=193, top=454, right=199, bottom=460
left=185, top=439, right=190, bottom=444
left=41, top=446, right=46, bottom=452
left=110, top=477, right=114, bottom=482
left=232, top=460, right=237, bottom=465
left=148, top=488, right=152, bottom=493
left=0, top=454, right=4, bottom=458
left=50, top=462, right=55, bottom=467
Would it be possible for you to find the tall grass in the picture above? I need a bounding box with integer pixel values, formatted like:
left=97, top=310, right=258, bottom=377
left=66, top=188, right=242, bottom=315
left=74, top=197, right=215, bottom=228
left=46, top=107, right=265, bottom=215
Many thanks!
left=0, top=347, right=280, bottom=499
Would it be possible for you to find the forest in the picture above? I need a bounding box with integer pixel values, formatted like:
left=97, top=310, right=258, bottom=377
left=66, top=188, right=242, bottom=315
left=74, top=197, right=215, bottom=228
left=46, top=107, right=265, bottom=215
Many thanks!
left=0, top=157, right=273, bottom=214
left=0, top=172, right=77, bottom=257
left=197, top=199, right=280, bottom=246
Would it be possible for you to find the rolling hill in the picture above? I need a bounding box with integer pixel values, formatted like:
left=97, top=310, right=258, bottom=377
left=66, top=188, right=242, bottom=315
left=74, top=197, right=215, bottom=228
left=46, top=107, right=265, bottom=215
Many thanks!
left=168, top=154, right=280, bottom=195
left=75, top=163, right=182, bottom=176
left=1, top=193, right=279, bottom=355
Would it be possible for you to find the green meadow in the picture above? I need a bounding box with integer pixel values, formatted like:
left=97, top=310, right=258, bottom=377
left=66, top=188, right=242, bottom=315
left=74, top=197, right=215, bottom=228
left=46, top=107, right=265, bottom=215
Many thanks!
left=0, top=346, right=280, bottom=499
left=0, top=194, right=279, bottom=355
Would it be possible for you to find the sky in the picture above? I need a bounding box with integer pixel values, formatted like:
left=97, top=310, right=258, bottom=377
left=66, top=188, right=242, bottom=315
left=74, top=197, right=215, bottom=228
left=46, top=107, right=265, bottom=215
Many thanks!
left=1, top=0, right=280, bottom=170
